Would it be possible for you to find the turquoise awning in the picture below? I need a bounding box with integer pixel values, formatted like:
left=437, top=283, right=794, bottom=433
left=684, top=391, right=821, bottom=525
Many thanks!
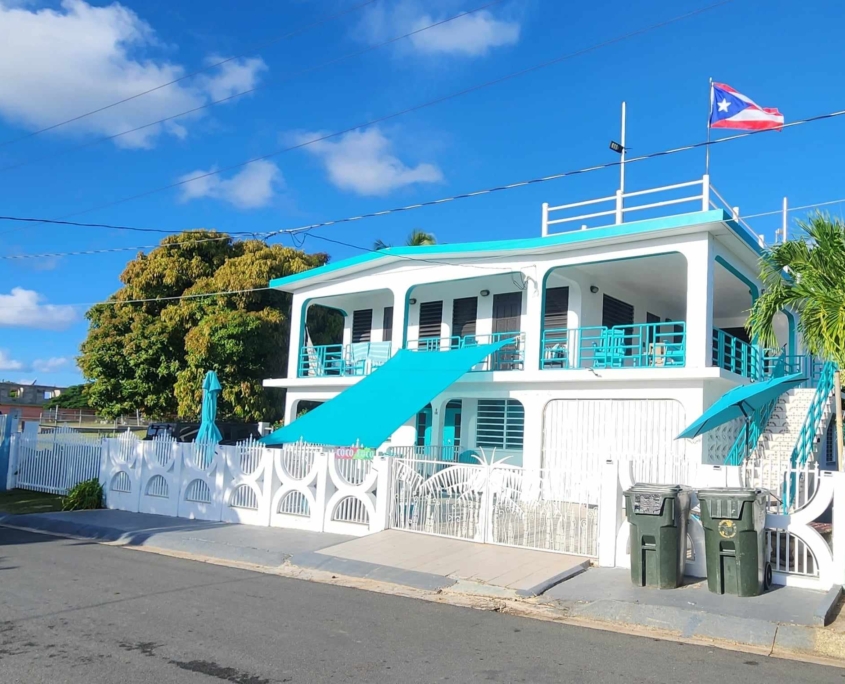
left=678, top=372, right=807, bottom=439
left=261, top=340, right=510, bottom=448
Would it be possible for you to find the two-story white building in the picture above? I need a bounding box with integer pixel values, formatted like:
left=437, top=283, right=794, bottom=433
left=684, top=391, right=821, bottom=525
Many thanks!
left=264, top=176, right=807, bottom=479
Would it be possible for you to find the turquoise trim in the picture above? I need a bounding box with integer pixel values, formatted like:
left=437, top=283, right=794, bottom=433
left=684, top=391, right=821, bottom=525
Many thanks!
left=270, top=210, right=731, bottom=290
left=785, top=310, right=796, bottom=355
left=714, top=255, right=759, bottom=302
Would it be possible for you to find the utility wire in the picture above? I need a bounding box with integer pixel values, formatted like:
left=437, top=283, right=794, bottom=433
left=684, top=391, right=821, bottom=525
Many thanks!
left=0, top=0, right=379, bottom=149
left=0, top=1, right=505, bottom=175
left=743, top=198, right=845, bottom=220
left=6, top=102, right=845, bottom=258
left=3, top=0, right=734, bottom=232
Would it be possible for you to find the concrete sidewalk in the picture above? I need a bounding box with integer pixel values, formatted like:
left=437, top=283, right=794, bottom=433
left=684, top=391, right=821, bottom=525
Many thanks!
left=0, top=510, right=586, bottom=595
left=543, top=567, right=845, bottom=661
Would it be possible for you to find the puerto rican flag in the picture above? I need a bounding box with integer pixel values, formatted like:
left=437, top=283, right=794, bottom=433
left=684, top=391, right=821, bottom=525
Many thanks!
left=710, top=83, right=784, bottom=131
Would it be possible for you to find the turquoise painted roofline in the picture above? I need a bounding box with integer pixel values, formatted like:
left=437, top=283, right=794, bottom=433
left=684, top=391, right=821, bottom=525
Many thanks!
left=271, top=209, right=754, bottom=290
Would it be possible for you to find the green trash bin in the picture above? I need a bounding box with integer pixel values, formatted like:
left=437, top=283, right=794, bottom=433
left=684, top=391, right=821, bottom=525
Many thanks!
left=624, top=484, right=690, bottom=589
left=697, top=488, right=771, bottom=597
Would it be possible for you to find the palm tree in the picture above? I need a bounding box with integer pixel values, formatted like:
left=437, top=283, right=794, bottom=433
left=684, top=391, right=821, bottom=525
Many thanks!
left=373, top=230, right=436, bottom=251
left=747, top=213, right=845, bottom=365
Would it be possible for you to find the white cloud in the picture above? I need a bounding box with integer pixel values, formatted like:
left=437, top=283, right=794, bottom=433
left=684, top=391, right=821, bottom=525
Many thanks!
left=360, top=1, right=520, bottom=57
left=177, top=160, right=283, bottom=209
left=32, top=357, right=70, bottom=373
left=294, top=127, right=443, bottom=196
left=0, top=288, right=77, bottom=330
left=197, top=55, right=267, bottom=102
left=0, top=0, right=266, bottom=149
left=0, top=350, right=24, bottom=372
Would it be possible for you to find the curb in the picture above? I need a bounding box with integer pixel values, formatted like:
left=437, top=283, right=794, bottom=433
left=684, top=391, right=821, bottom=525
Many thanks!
left=4, top=517, right=845, bottom=667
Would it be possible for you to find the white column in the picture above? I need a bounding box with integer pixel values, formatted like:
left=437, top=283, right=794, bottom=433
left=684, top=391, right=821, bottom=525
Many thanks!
left=598, top=459, right=623, bottom=567
left=684, top=237, right=714, bottom=369
left=287, top=295, right=307, bottom=379
left=519, top=395, right=543, bottom=470
left=524, top=269, right=546, bottom=372
left=370, top=456, right=392, bottom=533
left=390, top=286, right=411, bottom=353
left=832, top=472, right=845, bottom=585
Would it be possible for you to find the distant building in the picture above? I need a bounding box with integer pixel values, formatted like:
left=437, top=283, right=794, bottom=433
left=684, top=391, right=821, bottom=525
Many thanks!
left=0, top=382, right=64, bottom=421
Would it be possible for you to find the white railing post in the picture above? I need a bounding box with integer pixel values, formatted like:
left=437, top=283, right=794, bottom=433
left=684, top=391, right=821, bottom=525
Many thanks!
left=541, top=202, right=549, bottom=236
left=598, top=459, right=623, bottom=567
left=832, top=471, right=845, bottom=585
left=701, top=174, right=710, bottom=210
left=614, top=189, right=623, bottom=225
left=370, top=455, right=392, bottom=533
left=6, top=433, right=18, bottom=490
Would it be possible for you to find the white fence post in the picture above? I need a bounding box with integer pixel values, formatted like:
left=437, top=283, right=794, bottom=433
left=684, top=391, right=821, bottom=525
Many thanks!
left=6, top=433, right=18, bottom=490
left=598, top=459, right=622, bottom=567
left=832, top=471, right=845, bottom=586
left=370, top=455, right=392, bottom=533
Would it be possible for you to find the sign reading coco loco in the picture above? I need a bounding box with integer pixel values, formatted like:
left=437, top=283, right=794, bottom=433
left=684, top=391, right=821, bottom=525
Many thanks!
left=334, top=446, right=375, bottom=460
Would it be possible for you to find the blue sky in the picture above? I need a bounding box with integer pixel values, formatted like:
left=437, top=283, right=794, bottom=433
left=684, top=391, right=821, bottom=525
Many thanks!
left=0, top=0, right=843, bottom=387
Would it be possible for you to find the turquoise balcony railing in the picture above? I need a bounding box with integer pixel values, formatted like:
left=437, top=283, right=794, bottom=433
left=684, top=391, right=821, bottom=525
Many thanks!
left=406, top=332, right=524, bottom=371
left=711, top=329, right=768, bottom=380
left=541, top=321, right=686, bottom=370
left=298, top=341, right=392, bottom=378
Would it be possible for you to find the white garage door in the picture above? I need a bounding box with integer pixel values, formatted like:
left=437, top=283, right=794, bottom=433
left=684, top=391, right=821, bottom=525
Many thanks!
left=542, top=399, right=690, bottom=484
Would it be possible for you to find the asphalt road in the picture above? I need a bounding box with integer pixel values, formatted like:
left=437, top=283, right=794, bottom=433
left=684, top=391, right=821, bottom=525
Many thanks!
left=0, top=527, right=842, bottom=684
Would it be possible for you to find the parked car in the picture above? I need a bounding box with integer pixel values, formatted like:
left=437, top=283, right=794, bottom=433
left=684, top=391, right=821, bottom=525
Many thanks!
left=144, top=422, right=261, bottom=445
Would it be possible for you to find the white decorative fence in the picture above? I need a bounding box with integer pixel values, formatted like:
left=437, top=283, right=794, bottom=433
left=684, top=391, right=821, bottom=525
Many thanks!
left=99, top=435, right=389, bottom=536
left=389, top=454, right=601, bottom=557
left=11, top=423, right=103, bottom=495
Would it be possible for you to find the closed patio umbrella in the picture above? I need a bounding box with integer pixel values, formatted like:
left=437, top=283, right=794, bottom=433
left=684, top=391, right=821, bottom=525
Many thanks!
left=196, top=370, right=223, bottom=445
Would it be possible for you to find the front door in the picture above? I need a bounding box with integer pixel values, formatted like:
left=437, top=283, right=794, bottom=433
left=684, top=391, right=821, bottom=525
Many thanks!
left=492, top=292, right=523, bottom=370
left=443, top=401, right=462, bottom=461
left=415, top=405, right=432, bottom=451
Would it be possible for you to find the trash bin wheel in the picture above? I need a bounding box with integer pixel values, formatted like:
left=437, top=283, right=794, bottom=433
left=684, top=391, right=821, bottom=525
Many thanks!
left=763, top=562, right=773, bottom=590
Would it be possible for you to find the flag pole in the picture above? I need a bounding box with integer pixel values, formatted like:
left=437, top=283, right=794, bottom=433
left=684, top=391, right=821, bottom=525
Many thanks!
left=705, top=78, right=713, bottom=175
left=620, top=101, right=627, bottom=196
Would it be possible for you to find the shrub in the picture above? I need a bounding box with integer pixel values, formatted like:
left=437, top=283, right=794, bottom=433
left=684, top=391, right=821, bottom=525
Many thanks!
left=62, top=479, right=104, bottom=511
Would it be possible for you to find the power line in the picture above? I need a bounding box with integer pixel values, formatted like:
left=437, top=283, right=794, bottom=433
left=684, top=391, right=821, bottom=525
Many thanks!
left=0, top=1, right=505, bottom=175
left=6, top=102, right=845, bottom=260
left=0, top=0, right=379, bottom=149
left=4, top=0, right=734, bottom=233
left=0, top=215, right=249, bottom=235
left=743, top=198, right=845, bottom=220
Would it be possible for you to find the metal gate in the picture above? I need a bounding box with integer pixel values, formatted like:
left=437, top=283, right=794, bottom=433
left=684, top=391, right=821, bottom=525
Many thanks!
left=388, top=455, right=599, bottom=557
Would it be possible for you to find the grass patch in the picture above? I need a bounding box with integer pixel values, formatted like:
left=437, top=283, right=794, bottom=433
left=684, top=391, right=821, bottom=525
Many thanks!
left=0, top=489, right=64, bottom=515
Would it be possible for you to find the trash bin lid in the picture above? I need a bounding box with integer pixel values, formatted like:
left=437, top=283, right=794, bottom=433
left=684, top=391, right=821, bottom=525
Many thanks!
left=625, top=483, right=683, bottom=495
left=697, top=487, right=762, bottom=501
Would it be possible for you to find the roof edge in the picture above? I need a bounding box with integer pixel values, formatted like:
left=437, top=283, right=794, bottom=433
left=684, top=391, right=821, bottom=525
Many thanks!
left=270, top=209, right=732, bottom=291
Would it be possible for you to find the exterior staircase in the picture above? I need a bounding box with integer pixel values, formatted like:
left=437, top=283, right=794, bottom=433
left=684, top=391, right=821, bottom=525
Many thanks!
left=748, top=388, right=834, bottom=491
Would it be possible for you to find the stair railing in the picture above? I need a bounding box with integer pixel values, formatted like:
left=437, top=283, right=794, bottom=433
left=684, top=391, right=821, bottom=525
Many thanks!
left=724, top=351, right=787, bottom=466
left=790, top=361, right=836, bottom=470
left=724, top=399, right=779, bottom=466
left=784, top=361, right=837, bottom=511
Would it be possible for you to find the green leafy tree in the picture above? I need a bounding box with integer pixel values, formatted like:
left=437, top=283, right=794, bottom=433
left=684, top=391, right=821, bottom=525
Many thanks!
left=747, top=213, right=845, bottom=364
left=44, top=384, right=91, bottom=410
left=79, top=231, right=328, bottom=421
left=373, top=230, right=436, bottom=250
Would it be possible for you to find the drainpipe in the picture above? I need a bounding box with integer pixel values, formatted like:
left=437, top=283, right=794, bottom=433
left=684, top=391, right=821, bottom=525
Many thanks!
left=836, top=370, right=844, bottom=473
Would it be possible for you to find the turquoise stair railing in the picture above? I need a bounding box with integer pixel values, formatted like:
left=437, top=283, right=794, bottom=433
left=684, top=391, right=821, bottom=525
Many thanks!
left=724, top=399, right=779, bottom=466
left=723, top=353, right=786, bottom=466
left=784, top=361, right=837, bottom=511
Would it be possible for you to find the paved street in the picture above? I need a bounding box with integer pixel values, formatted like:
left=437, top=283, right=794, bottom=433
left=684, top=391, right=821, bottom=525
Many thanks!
left=1, top=527, right=842, bottom=684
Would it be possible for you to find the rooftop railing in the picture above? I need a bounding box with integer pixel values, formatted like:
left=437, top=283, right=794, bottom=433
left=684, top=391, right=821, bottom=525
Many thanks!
left=542, top=174, right=764, bottom=247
